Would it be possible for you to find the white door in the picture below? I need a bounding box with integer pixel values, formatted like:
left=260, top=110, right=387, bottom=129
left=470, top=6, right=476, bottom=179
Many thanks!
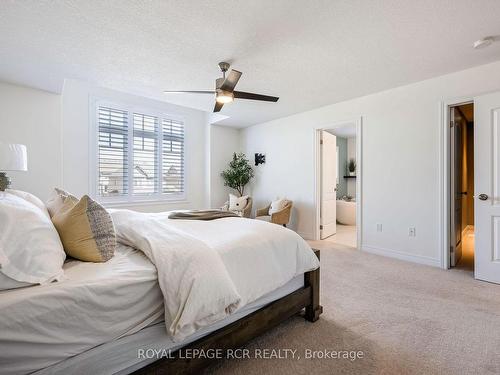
left=450, top=107, right=463, bottom=267
left=475, top=91, right=500, bottom=284
left=320, top=131, right=337, bottom=239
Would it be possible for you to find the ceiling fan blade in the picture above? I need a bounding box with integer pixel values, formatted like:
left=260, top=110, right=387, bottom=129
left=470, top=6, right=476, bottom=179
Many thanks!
left=220, top=70, right=242, bottom=92
left=213, top=101, right=224, bottom=112
left=163, top=90, right=215, bottom=94
left=233, top=91, right=279, bottom=102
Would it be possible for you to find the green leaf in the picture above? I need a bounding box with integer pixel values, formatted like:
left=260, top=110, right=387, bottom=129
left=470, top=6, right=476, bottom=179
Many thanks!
left=220, top=153, right=255, bottom=196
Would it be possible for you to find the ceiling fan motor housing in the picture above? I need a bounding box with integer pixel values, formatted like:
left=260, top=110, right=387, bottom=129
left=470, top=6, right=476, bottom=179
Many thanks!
left=218, top=61, right=230, bottom=73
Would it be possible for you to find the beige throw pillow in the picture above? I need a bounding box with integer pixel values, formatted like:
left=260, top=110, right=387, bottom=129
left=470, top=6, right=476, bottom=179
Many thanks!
left=46, top=188, right=78, bottom=218
left=51, top=195, right=116, bottom=262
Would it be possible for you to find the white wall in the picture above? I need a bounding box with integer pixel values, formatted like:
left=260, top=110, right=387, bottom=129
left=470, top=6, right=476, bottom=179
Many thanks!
left=209, top=125, right=241, bottom=208
left=0, top=79, right=241, bottom=212
left=61, top=79, right=210, bottom=212
left=242, top=60, right=500, bottom=266
left=347, top=137, right=356, bottom=197
left=0, top=82, right=61, bottom=199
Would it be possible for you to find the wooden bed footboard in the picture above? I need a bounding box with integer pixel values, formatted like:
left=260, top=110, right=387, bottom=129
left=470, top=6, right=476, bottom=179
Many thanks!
left=134, top=249, right=322, bottom=375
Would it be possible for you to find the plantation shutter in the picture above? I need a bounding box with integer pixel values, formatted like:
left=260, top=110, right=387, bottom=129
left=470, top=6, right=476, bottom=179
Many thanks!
left=97, top=106, right=129, bottom=197
left=133, top=113, right=158, bottom=195
left=96, top=102, right=185, bottom=200
left=162, top=119, right=184, bottom=194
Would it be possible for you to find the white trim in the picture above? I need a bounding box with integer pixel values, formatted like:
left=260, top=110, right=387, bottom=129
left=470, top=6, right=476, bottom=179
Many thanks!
left=297, top=231, right=315, bottom=240
left=439, top=97, right=474, bottom=270
left=89, top=95, right=98, bottom=198
left=362, top=245, right=441, bottom=268
left=89, top=96, right=187, bottom=204
left=313, top=117, right=363, bottom=248
left=102, top=198, right=190, bottom=208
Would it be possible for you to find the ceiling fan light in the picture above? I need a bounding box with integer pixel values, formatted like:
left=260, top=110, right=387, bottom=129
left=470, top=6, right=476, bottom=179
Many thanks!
left=216, top=90, right=234, bottom=104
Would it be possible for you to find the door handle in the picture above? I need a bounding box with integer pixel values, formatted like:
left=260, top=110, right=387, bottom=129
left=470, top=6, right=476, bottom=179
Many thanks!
left=478, top=194, right=488, bottom=201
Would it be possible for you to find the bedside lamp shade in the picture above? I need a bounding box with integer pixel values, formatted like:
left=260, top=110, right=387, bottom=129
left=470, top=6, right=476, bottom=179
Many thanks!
left=0, top=143, right=27, bottom=171
left=0, top=143, right=27, bottom=191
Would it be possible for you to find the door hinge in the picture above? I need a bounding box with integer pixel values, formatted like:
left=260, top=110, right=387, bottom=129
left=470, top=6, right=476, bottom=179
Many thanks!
left=320, top=225, right=324, bottom=230
left=320, top=139, right=323, bottom=145
left=450, top=121, right=454, bottom=128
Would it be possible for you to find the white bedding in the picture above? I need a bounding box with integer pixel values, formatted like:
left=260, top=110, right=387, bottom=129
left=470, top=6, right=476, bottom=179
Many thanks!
left=34, top=275, right=305, bottom=375
left=0, top=212, right=319, bottom=375
left=110, top=210, right=319, bottom=341
left=0, top=245, right=163, bottom=375
left=111, top=210, right=241, bottom=342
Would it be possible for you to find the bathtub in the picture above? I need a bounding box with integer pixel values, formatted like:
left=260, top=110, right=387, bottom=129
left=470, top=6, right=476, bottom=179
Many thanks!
left=336, top=199, right=356, bottom=225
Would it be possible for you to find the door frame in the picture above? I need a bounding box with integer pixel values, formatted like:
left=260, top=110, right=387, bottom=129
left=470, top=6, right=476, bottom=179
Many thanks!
left=439, top=97, right=474, bottom=269
left=313, top=117, right=363, bottom=246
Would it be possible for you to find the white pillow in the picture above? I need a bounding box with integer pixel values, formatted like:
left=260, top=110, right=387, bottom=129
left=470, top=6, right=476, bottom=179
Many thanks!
left=229, top=194, right=248, bottom=211
left=0, top=191, right=65, bottom=287
left=0, top=272, right=32, bottom=291
left=6, top=189, right=47, bottom=214
left=269, top=198, right=287, bottom=215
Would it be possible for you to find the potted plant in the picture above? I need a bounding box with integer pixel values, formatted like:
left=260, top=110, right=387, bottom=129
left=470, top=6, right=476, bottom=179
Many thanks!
left=221, top=153, right=254, bottom=196
left=347, top=158, right=356, bottom=176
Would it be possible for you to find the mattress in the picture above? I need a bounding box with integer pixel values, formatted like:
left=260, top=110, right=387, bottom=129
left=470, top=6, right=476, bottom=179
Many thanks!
left=0, top=244, right=164, bottom=375
left=34, top=275, right=305, bottom=375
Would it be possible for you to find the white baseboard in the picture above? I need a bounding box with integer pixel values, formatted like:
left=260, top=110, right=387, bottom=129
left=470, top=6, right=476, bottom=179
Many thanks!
left=297, top=231, right=314, bottom=240
left=362, top=245, right=441, bottom=268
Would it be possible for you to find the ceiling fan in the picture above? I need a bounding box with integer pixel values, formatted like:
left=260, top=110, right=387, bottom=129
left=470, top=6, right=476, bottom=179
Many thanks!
left=163, top=62, right=279, bottom=113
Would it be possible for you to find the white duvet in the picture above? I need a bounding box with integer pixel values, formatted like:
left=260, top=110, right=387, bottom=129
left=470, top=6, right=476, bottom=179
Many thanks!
left=111, top=210, right=319, bottom=341
left=0, top=245, right=163, bottom=375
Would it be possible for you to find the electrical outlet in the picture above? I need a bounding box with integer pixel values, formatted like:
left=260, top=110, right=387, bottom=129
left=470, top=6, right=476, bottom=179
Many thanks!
left=409, top=227, right=416, bottom=237
left=377, top=223, right=383, bottom=232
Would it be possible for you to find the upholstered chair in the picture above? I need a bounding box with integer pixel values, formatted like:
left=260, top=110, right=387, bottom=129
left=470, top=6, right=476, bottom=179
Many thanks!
left=255, top=200, right=292, bottom=227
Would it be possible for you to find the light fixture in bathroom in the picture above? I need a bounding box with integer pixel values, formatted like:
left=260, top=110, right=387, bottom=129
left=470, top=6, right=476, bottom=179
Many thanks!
left=473, top=37, right=494, bottom=50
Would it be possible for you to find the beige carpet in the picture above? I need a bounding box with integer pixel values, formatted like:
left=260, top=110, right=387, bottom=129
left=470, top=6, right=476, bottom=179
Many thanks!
left=207, top=241, right=500, bottom=374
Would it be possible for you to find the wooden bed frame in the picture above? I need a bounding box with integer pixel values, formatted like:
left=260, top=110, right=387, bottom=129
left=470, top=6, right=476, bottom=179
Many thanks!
left=134, top=249, right=322, bottom=374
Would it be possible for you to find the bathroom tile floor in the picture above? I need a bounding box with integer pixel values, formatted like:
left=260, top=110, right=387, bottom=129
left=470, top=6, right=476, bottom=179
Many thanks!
left=322, top=224, right=356, bottom=248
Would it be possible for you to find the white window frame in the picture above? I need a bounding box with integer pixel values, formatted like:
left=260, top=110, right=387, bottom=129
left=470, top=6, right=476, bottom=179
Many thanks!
left=89, top=98, right=187, bottom=206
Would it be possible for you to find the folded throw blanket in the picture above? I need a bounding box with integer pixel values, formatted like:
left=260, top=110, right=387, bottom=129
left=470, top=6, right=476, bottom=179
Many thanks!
left=168, top=209, right=241, bottom=220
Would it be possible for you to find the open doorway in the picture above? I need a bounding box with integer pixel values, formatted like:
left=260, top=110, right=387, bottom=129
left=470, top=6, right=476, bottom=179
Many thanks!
left=443, top=91, right=500, bottom=284
left=449, top=102, right=474, bottom=273
left=315, top=121, right=361, bottom=248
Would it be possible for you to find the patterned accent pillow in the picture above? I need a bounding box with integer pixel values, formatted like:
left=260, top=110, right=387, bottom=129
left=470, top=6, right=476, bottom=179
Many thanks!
left=46, top=188, right=78, bottom=218
left=51, top=195, right=116, bottom=262
left=228, top=194, right=248, bottom=211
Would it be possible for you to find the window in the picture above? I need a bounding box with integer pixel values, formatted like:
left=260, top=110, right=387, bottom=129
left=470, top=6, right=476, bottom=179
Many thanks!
left=95, top=102, right=185, bottom=202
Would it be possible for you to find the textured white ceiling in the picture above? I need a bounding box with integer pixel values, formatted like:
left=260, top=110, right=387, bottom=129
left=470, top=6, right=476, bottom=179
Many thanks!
left=1, top=0, right=500, bottom=128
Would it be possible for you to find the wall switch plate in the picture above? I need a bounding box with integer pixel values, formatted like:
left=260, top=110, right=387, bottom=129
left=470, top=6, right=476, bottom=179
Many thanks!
left=377, top=223, right=383, bottom=232
left=409, top=227, right=416, bottom=237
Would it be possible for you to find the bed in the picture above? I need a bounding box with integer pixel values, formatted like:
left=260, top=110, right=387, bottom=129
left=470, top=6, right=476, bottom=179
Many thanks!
left=0, top=208, right=321, bottom=375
